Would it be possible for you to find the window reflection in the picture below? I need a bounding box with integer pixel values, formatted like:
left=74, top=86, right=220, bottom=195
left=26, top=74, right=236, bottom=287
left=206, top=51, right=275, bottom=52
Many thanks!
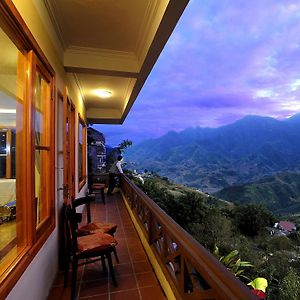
left=34, top=72, right=51, bottom=226
left=78, top=117, right=86, bottom=190
left=0, top=28, right=25, bottom=266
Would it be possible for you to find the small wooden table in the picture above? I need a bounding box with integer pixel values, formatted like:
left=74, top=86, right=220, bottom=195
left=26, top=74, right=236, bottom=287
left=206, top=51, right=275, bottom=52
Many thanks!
left=91, top=183, right=106, bottom=204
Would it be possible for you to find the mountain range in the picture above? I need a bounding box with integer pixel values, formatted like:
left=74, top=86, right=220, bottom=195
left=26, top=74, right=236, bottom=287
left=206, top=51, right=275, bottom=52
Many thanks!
left=215, top=172, right=300, bottom=215
left=125, top=113, right=300, bottom=193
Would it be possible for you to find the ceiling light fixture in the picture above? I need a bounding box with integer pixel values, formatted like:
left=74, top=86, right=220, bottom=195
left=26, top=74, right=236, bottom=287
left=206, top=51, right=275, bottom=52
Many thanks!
left=93, top=89, right=112, bottom=98
left=0, top=109, right=16, bottom=114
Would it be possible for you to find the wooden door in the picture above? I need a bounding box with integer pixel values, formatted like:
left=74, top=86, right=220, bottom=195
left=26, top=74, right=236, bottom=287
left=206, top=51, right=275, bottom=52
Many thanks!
left=63, top=90, right=75, bottom=204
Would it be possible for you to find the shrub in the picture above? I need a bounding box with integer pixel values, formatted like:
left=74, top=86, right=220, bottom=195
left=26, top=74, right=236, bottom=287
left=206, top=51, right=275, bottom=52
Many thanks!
left=278, top=268, right=300, bottom=300
left=267, top=236, right=294, bottom=252
left=232, top=204, right=275, bottom=237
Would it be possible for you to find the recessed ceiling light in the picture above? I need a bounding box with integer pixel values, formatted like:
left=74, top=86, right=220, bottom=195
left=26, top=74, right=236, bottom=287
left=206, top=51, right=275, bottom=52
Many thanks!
left=0, top=109, right=16, bottom=114
left=93, top=89, right=112, bottom=98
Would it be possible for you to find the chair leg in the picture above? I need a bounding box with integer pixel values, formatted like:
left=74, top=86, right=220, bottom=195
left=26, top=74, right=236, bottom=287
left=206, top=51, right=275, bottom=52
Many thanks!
left=71, top=258, right=78, bottom=300
left=113, top=246, right=119, bottom=263
left=64, top=259, right=69, bottom=287
left=64, top=251, right=70, bottom=287
left=101, top=255, right=107, bottom=274
left=101, top=188, right=105, bottom=204
left=107, top=251, right=117, bottom=287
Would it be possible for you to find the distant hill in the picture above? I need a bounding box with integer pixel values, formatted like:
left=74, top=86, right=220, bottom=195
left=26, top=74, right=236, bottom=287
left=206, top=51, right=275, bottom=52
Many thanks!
left=125, top=114, right=300, bottom=192
left=215, top=173, right=300, bottom=215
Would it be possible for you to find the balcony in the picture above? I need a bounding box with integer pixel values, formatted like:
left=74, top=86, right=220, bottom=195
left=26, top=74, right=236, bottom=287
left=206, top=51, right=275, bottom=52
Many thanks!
left=49, top=175, right=257, bottom=300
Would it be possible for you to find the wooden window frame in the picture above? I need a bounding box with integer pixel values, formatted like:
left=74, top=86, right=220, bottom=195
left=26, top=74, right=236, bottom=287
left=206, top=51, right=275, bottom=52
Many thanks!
left=63, top=94, right=76, bottom=203
left=30, top=51, right=55, bottom=238
left=0, top=1, right=56, bottom=299
left=78, top=114, right=87, bottom=192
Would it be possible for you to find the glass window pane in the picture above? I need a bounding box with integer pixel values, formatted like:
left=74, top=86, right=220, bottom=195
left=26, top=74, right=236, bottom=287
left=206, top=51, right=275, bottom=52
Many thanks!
left=0, top=28, right=26, bottom=269
left=34, top=73, right=50, bottom=147
left=34, top=70, right=51, bottom=226
left=35, top=150, right=50, bottom=224
left=78, top=121, right=83, bottom=182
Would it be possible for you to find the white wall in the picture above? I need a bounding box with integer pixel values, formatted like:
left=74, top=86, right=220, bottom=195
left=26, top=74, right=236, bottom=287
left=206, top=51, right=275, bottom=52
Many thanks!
left=6, top=231, right=58, bottom=300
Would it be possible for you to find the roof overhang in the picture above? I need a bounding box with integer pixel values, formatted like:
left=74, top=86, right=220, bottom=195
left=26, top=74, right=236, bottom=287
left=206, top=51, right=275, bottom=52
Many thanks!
left=44, top=0, right=189, bottom=124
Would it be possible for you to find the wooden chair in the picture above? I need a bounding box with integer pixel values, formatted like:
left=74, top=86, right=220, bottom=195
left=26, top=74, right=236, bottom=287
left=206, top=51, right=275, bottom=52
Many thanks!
left=90, top=183, right=106, bottom=204
left=63, top=204, right=118, bottom=300
left=89, top=174, right=107, bottom=204
left=72, top=195, right=119, bottom=263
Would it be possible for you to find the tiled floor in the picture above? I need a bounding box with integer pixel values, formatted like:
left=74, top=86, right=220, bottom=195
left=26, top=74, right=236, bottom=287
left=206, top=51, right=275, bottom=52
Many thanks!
left=48, top=192, right=166, bottom=300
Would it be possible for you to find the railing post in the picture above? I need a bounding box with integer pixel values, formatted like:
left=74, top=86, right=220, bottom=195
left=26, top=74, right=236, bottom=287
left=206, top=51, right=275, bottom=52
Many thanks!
left=120, top=174, right=257, bottom=300
left=148, top=211, right=154, bottom=244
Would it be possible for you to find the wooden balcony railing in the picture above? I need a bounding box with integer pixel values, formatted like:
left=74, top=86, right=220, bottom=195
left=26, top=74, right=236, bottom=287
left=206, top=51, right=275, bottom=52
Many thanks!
left=120, top=174, right=258, bottom=300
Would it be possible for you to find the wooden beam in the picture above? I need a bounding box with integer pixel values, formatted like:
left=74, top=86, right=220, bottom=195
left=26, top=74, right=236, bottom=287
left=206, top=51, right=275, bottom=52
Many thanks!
left=64, top=66, right=139, bottom=78
left=87, top=118, right=122, bottom=125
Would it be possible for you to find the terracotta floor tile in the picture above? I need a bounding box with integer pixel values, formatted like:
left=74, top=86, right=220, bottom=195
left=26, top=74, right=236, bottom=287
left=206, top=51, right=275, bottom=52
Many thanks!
left=123, top=223, right=135, bottom=228
left=117, top=252, right=131, bottom=263
left=123, top=228, right=137, bottom=235
left=124, top=232, right=139, bottom=239
left=52, top=271, right=65, bottom=287
left=139, top=286, right=166, bottom=300
left=128, top=243, right=144, bottom=252
left=79, top=279, right=108, bottom=297
left=82, top=267, right=109, bottom=282
left=114, top=263, right=134, bottom=276
left=52, top=270, right=83, bottom=287
left=115, top=232, right=126, bottom=239
left=129, top=250, right=147, bottom=261
left=79, top=293, right=109, bottom=300
left=132, top=261, right=152, bottom=274
left=126, top=237, right=142, bottom=244
left=109, top=274, right=137, bottom=292
left=49, top=193, right=166, bottom=300
left=115, top=237, right=126, bottom=245
left=110, top=289, right=140, bottom=300
left=47, top=286, right=72, bottom=300
left=116, top=247, right=130, bottom=256
left=136, top=272, right=159, bottom=287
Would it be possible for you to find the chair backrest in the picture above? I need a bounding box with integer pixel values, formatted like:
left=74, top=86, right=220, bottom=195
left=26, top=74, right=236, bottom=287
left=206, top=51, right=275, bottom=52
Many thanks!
left=63, top=203, right=79, bottom=256
left=72, top=195, right=95, bottom=224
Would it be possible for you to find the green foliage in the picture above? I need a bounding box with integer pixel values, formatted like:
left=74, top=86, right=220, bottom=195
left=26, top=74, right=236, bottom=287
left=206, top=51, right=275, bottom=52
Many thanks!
left=267, top=236, right=294, bottom=252
left=187, top=208, right=234, bottom=252
left=278, top=268, right=300, bottom=300
left=142, top=178, right=207, bottom=227
left=259, top=251, right=294, bottom=299
left=134, top=175, right=300, bottom=300
left=213, top=246, right=253, bottom=281
left=119, top=139, right=133, bottom=153
left=288, top=231, right=300, bottom=244
left=216, top=173, right=300, bottom=214
left=232, top=203, right=275, bottom=237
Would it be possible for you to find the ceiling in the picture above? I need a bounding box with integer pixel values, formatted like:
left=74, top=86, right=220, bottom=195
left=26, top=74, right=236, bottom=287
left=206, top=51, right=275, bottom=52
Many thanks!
left=44, top=0, right=189, bottom=124
left=0, top=27, right=18, bottom=128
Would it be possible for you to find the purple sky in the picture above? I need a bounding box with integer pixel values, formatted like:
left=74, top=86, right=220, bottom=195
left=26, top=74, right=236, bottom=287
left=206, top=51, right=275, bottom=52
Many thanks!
left=95, top=0, right=300, bottom=146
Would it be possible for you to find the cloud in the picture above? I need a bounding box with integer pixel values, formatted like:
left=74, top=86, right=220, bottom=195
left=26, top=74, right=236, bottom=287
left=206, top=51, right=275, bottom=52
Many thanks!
left=97, top=0, right=300, bottom=145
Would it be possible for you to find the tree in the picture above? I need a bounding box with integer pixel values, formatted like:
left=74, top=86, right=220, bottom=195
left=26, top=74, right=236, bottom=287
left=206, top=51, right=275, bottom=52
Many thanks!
left=119, top=139, right=133, bottom=153
left=232, top=204, right=275, bottom=237
left=187, top=208, right=234, bottom=252
left=267, top=236, right=294, bottom=252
